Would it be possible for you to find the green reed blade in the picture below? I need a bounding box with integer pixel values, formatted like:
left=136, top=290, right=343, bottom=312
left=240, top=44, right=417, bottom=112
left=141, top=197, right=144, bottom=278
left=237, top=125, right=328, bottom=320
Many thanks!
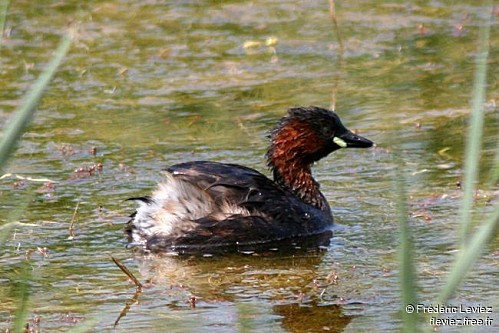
left=0, top=221, right=19, bottom=245
left=0, top=30, right=73, bottom=171
left=486, top=142, right=499, bottom=189
left=458, top=3, right=491, bottom=246
left=13, top=261, right=32, bottom=333
left=395, top=156, right=419, bottom=332
left=437, top=2, right=495, bottom=305
left=0, top=193, right=35, bottom=245
left=0, top=29, right=73, bottom=331
left=438, top=207, right=499, bottom=304
left=0, top=0, right=9, bottom=50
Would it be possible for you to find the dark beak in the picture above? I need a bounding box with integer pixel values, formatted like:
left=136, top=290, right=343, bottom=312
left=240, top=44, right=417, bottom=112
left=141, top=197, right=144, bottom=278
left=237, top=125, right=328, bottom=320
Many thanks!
left=334, top=130, right=373, bottom=148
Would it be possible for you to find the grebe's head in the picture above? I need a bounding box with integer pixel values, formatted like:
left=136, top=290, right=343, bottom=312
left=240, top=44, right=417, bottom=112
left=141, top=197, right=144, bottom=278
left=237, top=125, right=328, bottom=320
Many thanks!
left=266, top=106, right=373, bottom=205
left=267, top=106, right=373, bottom=170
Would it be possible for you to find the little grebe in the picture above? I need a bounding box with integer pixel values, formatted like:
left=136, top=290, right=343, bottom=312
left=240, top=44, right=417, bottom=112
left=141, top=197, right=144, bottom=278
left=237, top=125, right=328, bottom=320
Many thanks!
left=126, top=106, right=373, bottom=253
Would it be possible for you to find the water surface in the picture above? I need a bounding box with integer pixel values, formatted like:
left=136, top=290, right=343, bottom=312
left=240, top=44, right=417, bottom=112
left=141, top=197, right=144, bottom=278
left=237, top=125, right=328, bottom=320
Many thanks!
left=1, top=1, right=498, bottom=332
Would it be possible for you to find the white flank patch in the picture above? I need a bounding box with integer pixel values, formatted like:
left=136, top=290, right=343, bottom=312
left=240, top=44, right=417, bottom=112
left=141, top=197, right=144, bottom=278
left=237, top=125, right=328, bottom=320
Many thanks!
left=130, top=172, right=254, bottom=244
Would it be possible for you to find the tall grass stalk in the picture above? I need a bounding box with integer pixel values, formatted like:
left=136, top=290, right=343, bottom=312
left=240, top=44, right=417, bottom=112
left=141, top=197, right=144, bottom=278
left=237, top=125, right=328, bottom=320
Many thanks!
left=438, top=208, right=499, bottom=304
left=0, top=0, right=9, bottom=50
left=486, top=143, right=499, bottom=189
left=458, top=3, right=491, bottom=246
left=0, top=30, right=73, bottom=330
left=439, top=4, right=497, bottom=304
left=0, top=194, right=35, bottom=246
left=398, top=4, right=497, bottom=331
left=395, top=159, right=418, bottom=332
left=13, top=262, right=32, bottom=333
left=0, top=30, right=73, bottom=171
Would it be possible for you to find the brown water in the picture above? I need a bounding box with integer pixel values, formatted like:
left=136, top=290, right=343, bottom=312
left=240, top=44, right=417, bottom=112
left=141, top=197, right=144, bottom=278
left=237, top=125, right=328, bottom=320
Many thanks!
left=1, top=1, right=498, bottom=332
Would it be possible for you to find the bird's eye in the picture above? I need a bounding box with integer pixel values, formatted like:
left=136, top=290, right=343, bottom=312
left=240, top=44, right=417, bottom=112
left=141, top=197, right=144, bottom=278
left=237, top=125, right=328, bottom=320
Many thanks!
left=322, top=126, right=334, bottom=137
